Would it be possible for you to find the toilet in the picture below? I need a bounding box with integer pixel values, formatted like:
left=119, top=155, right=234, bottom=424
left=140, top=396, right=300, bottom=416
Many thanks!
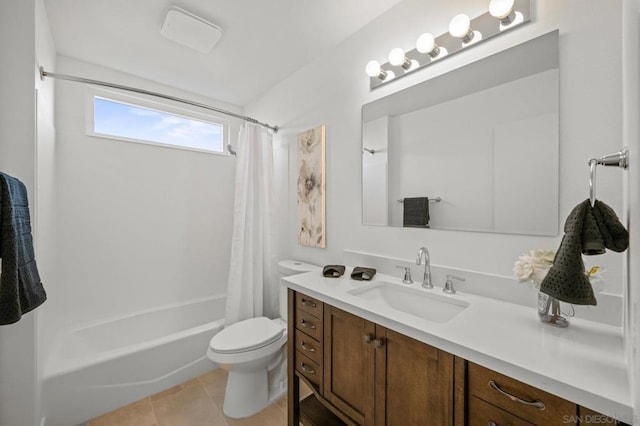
left=207, top=260, right=320, bottom=418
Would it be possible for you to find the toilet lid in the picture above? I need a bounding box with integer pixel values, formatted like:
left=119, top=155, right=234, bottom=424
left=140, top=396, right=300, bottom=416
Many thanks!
left=210, top=317, right=284, bottom=354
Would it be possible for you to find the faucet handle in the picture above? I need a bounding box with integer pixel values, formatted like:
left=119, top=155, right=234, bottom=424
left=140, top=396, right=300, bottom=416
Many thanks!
left=443, top=275, right=465, bottom=294
left=396, top=265, right=413, bottom=284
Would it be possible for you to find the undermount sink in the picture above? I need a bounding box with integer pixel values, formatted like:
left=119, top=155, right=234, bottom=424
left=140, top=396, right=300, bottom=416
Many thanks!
left=348, top=282, right=469, bottom=323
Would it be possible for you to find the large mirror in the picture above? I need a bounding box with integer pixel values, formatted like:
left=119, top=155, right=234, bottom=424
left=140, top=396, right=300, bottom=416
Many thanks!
left=362, top=31, right=559, bottom=236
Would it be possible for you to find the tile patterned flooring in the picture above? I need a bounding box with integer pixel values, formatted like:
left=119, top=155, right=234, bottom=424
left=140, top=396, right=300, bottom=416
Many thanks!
left=87, top=369, right=311, bottom=426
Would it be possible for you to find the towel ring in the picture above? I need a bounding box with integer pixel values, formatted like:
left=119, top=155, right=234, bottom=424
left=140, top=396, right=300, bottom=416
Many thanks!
left=588, top=147, right=629, bottom=207
left=589, top=158, right=598, bottom=206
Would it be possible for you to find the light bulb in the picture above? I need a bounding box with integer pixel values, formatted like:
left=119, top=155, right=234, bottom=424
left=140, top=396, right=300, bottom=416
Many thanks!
left=366, top=60, right=382, bottom=78
left=416, top=33, right=442, bottom=58
left=389, top=48, right=407, bottom=67
left=489, top=0, right=514, bottom=19
left=449, top=14, right=481, bottom=44
left=388, top=48, right=413, bottom=70
left=416, top=33, right=434, bottom=53
left=489, top=0, right=523, bottom=28
left=449, top=14, right=471, bottom=39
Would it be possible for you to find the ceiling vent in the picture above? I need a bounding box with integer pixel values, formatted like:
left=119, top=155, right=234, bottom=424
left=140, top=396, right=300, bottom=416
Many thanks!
left=161, top=6, right=223, bottom=53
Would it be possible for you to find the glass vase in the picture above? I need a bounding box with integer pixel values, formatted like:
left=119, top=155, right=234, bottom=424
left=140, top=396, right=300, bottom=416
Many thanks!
left=537, top=292, right=569, bottom=327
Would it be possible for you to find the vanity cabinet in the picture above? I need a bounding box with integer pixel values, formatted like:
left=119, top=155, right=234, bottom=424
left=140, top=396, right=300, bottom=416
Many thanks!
left=372, top=324, right=455, bottom=425
left=323, top=305, right=375, bottom=424
left=288, top=290, right=625, bottom=426
left=460, top=362, right=626, bottom=425
left=323, top=304, right=455, bottom=426
left=465, top=362, right=576, bottom=425
left=289, top=290, right=454, bottom=426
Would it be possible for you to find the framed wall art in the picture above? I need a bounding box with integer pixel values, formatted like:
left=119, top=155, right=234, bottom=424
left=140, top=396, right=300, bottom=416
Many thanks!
left=297, top=124, right=326, bottom=248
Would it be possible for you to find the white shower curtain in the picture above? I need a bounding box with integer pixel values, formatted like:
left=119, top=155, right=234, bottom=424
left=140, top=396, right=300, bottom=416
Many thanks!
left=224, top=122, right=278, bottom=325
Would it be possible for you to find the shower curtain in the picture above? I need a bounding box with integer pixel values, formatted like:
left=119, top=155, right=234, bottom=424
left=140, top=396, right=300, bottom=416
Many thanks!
left=224, top=122, right=278, bottom=325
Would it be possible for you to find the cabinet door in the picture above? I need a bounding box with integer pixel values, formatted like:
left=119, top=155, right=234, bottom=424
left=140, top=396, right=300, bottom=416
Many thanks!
left=324, top=305, right=375, bottom=426
left=374, top=326, right=454, bottom=426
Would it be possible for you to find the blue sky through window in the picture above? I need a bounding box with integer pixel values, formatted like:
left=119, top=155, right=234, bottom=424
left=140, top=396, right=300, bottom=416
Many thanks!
left=93, top=97, right=223, bottom=152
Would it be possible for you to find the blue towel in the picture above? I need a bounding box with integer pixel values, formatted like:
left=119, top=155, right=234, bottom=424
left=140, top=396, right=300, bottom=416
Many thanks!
left=0, top=172, right=46, bottom=325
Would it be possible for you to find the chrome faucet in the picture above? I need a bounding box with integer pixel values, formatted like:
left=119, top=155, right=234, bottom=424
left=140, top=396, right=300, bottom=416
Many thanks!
left=396, top=265, right=413, bottom=284
left=416, top=247, right=433, bottom=289
left=443, top=274, right=465, bottom=294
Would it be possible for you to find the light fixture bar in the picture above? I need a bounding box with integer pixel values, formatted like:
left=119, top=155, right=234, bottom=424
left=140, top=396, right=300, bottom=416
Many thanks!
left=368, top=0, right=531, bottom=89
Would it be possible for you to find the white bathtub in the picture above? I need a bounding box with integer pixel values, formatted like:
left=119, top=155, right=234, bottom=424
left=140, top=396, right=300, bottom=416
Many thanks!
left=43, top=294, right=225, bottom=426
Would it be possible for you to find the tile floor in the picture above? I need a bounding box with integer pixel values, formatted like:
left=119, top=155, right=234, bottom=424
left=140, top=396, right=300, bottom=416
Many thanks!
left=87, top=369, right=311, bottom=426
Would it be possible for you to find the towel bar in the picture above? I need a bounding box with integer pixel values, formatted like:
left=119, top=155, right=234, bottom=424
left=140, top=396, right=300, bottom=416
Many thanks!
left=396, top=197, right=441, bottom=203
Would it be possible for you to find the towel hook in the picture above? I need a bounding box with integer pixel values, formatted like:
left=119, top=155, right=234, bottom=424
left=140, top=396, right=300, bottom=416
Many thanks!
left=589, top=158, right=597, bottom=206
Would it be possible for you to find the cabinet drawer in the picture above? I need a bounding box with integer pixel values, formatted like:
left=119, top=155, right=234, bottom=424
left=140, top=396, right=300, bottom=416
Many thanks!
left=468, top=362, right=576, bottom=425
left=296, top=308, right=323, bottom=341
left=296, top=293, right=323, bottom=318
left=295, top=329, right=322, bottom=365
left=469, top=395, right=534, bottom=426
left=296, top=350, right=322, bottom=388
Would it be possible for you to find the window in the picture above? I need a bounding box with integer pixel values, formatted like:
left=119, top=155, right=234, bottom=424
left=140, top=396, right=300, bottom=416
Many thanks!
left=88, top=90, right=227, bottom=154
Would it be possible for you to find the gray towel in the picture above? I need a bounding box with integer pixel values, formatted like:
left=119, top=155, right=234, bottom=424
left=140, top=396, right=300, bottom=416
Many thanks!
left=540, top=199, right=628, bottom=306
left=0, top=172, right=47, bottom=324
left=403, top=197, right=430, bottom=228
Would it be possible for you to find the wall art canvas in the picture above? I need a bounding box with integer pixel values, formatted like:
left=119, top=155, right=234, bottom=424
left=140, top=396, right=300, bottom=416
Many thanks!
left=297, top=124, right=326, bottom=248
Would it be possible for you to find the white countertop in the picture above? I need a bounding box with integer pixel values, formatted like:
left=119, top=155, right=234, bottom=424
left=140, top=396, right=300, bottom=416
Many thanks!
left=284, top=269, right=632, bottom=423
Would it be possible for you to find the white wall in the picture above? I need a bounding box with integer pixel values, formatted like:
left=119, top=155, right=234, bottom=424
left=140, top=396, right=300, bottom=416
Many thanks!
left=622, top=0, right=640, bottom=421
left=246, top=0, right=625, bottom=299
left=49, top=56, right=241, bottom=335
left=0, top=1, right=39, bottom=425
left=35, top=1, right=57, bottom=424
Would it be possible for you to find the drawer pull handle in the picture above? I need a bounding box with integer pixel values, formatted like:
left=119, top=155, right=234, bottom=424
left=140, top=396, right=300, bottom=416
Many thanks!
left=300, top=342, right=315, bottom=352
left=363, top=334, right=374, bottom=344
left=488, top=422, right=497, bottom=426
left=300, top=319, right=316, bottom=329
left=373, top=338, right=384, bottom=348
left=301, top=298, right=317, bottom=308
left=299, top=362, right=316, bottom=375
left=488, top=381, right=546, bottom=410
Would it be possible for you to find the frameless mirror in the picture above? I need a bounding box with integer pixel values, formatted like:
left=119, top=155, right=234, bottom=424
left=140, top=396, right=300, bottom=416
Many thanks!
left=362, top=31, right=559, bottom=236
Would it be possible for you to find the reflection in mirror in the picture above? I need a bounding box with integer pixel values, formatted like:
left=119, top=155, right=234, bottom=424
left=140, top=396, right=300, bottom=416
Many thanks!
left=362, top=31, right=559, bottom=236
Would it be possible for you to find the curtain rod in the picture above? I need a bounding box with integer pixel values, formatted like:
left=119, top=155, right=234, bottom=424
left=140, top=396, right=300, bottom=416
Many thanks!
left=39, top=67, right=279, bottom=133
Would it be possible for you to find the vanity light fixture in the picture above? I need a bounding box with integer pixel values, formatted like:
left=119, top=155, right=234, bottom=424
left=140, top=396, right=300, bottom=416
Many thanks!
left=489, top=0, right=524, bottom=30
left=365, top=0, right=531, bottom=89
left=449, top=14, right=482, bottom=45
left=416, top=33, right=447, bottom=59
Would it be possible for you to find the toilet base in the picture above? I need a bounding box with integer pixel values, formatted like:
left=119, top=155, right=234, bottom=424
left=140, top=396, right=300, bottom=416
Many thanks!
left=223, top=369, right=269, bottom=418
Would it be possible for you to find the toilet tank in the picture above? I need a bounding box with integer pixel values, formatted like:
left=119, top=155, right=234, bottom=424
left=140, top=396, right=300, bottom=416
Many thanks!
left=277, top=260, right=320, bottom=320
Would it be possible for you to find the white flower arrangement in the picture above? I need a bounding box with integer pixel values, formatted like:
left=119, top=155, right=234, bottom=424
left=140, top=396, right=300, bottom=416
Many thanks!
left=513, top=249, right=604, bottom=290
left=513, top=249, right=555, bottom=288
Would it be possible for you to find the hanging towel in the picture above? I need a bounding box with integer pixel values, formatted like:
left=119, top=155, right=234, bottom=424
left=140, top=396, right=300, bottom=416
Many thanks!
left=403, top=197, right=430, bottom=228
left=540, top=199, right=628, bottom=306
left=0, top=172, right=47, bottom=325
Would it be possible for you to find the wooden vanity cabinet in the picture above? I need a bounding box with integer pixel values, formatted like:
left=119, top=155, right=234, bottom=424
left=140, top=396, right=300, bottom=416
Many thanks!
left=323, top=305, right=375, bottom=425
left=288, top=290, right=625, bottom=426
left=373, top=325, right=455, bottom=426
left=323, top=304, right=455, bottom=426
left=460, top=361, right=626, bottom=426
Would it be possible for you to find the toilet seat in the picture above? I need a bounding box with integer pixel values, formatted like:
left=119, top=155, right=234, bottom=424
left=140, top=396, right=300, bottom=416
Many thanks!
left=210, top=317, right=285, bottom=354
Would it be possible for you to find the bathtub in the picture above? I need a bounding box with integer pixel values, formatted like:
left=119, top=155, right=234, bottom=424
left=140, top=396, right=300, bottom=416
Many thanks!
left=43, top=294, right=226, bottom=426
